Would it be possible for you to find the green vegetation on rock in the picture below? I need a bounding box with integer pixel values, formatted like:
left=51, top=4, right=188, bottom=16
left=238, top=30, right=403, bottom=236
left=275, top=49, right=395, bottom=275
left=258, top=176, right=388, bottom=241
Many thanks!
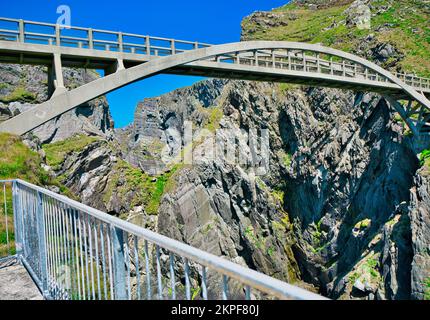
left=0, top=133, right=70, bottom=257
left=0, top=86, right=36, bottom=103
left=0, top=133, right=48, bottom=183
left=424, top=277, right=430, bottom=300
left=104, top=160, right=182, bottom=215
left=43, top=134, right=100, bottom=170
left=242, top=0, right=430, bottom=77
left=354, top=218, right=372, bottom=230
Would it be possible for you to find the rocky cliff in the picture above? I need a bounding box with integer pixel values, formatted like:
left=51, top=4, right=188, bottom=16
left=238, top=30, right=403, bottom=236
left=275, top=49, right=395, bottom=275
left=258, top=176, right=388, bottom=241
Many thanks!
left=237, top=0, right=430, bottom=300
left=0, top=64, right=114, bottom=143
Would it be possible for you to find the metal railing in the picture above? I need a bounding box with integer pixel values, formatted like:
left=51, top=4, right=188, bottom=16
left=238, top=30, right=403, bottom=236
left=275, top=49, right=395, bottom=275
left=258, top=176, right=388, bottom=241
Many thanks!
left=0, top=179, right=326, bottom=300
left=0, top=17, right=429, bottom=92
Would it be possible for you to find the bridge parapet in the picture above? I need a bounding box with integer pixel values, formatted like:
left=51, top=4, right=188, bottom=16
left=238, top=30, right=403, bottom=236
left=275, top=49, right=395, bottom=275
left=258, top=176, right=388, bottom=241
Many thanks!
left=0, top=179, right=326, bottom=300
left=0, top=17, right=211, bottom=57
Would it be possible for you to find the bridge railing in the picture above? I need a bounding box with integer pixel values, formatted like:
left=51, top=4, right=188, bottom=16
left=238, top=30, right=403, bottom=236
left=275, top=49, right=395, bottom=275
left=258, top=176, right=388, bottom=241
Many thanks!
left=0, top=17, right=211, bottom=57
left=212, top=49, right=430, bottom=91
left=0, top=179, right=326, bottom=300
left=1, top=17, right=429, bottom=92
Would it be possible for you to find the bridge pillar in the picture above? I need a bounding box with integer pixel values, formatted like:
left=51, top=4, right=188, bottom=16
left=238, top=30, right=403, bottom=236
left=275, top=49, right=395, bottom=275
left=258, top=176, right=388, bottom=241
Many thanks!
left=104, top=59, right=125, bottom=76
left=48, top=53, right=67, bottom=98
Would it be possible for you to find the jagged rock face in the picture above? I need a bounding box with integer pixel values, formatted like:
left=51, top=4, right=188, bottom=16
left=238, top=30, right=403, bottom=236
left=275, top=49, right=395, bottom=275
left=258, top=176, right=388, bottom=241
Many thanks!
left=409, top=172, right=430, bottom=300
left=278, top=87, right=419, bottom=299
left=115, top=75, right=424, bottom=299
left=53, top=139, right=119, bottom=210
left=345, top=0, right=371, bottom=30
left=0, top=64, right=114, bottom=143
left=240, top=11, right=292, bottom=40
left=115, top=79, right=227, bottom=174
left=236, top=0, right=430, bottom=299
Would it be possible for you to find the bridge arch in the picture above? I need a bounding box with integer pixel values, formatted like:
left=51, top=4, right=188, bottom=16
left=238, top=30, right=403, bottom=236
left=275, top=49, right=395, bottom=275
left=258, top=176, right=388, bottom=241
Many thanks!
left=1, top=41, right=429, bottom=135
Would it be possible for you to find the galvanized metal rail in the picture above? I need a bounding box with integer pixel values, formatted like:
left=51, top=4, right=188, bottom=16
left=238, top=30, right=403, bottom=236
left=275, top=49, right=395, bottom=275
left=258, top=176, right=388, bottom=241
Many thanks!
left=0, top=179, right=327, bottom=300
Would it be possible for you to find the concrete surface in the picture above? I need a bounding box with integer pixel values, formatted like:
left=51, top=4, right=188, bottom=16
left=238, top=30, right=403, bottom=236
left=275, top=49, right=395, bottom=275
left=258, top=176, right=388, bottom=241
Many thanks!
left=0, top=262, right=43, bottom=300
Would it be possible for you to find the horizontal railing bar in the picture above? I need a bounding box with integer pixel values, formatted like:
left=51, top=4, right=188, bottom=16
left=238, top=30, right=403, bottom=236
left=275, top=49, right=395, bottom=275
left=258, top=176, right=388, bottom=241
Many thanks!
left=23, top=20, right=57, bottom=28
left=92, top=39, right=120, bottom=45
left=0, top=29, right=19, bottom=34
left=122, top=42, right=147, bottom=48
left=24, top=31, right=55, bottom=37
left=59, top=35, right=89, bottom=42
left=13, top=179, right=326, bottom=300
left=0, top=17, right=20, bottom=23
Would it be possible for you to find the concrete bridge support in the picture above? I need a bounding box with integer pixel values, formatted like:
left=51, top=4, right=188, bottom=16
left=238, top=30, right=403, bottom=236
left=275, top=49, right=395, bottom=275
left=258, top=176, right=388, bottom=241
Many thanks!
left=48, top=53, right=67, bottom=98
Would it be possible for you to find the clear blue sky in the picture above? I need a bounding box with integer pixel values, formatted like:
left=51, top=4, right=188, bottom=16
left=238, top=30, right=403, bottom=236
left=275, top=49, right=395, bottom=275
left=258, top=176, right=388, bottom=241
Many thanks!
left=2, top=0, right=290, bottom=127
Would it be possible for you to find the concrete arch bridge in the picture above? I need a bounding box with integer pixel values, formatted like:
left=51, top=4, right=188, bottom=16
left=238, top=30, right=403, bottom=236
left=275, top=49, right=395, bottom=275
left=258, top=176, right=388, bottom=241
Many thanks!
left=0, top=17, right=429, bottom=138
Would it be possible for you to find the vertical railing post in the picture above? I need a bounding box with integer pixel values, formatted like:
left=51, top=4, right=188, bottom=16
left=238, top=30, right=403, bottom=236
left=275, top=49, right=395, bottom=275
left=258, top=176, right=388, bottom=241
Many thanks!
left=170, top=39, right=175, bottom=55
left=303, top=52, right=306, bottom=71
left=88, top=28, right=93, bottom=49
left=330, top=57, right=334, bottom=75
left=145, top=36, right=150, bottom=55
left=36, top=191, right=49, bottom=297
left=111, top=225, right=127, bottom=300
left=271, top=50, right=276, bottom=68
left=118, top=32, right=123, bottom=52
left=55, top=24, right=61, bottom=46
left=12, top=181, right=23, bottom=257
left=18, top=19, right=24, bottom=43
left=288, top=51, right=292, bottom=70
left=316, top=53, right=320, bottom=73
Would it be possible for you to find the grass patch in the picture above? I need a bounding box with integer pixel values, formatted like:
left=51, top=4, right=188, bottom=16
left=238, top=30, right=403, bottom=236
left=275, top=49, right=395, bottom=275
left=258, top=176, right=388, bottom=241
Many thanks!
left=242, top=0, right=430, bottom=77
left=104, top=160, right=183, bottom=215
left=354, top=218, right=372, bottom=230
left=43, top=134, right=100, bottom=170
left=424, top=277, right=430, bottom=300
left=0, top=133, right=73, bottom=257
left=0, top=86, right=36, bottom=103
left=199, top=106, right=223, bottom=132
left=282, top=152, right=292, bottom=168
left=0, top=133, right=49, bottom=183
left=244, top=225, right=266, bottom=249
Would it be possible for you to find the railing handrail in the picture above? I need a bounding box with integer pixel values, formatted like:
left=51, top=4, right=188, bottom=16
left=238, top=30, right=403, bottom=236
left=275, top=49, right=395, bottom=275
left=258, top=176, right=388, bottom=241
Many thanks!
left=3, top=178, right=327, bottom=300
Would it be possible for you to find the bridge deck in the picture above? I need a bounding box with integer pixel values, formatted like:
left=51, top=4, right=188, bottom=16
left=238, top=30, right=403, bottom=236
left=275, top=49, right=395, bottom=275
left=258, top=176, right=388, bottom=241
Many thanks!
left=0, top=260, right=42, bottom=300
